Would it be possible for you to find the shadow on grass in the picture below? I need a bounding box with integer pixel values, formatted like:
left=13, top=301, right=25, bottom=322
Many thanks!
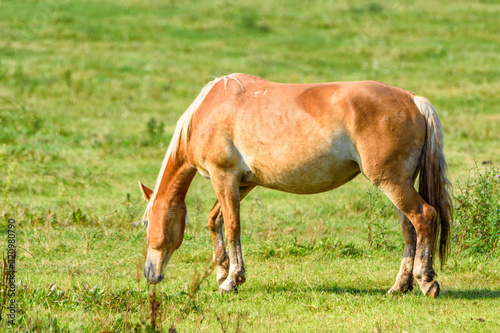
left=440, top=289, right=500, bottom=300
left=259, top=284, right=388, bottom=296
left=311, top=286, right=388, bottom=296
left=257, top=283, right=500, bottom=299
left=313, top=287, right=500, bottom=300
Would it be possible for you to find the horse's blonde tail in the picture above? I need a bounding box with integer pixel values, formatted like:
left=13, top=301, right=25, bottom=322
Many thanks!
left=413, top=96, right=453, bottom=267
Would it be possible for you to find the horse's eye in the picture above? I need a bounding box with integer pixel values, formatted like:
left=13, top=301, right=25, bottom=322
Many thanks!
left=143, top=220, right=149, bottom=227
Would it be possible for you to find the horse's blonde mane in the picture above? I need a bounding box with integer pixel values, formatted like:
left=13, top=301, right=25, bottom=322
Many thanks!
left=146, top=74, right=243, bottom=213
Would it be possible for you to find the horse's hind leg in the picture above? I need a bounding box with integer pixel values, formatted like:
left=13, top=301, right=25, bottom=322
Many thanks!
left=378, top=181, right=440, bottom=297
left=207, top=186, right=254, bottom=287
left=388, top=207, right=416, bottom=294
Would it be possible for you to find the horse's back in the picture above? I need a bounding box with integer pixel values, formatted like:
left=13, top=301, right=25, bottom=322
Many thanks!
left=189, top=74, right=426, bottom=193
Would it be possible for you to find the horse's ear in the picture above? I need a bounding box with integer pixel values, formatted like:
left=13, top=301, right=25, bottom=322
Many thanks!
left=138, top=181, right=153, bottom=201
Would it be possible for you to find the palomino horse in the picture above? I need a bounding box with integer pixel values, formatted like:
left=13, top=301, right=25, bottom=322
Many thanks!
left=139, top=73, right=452, bottom=297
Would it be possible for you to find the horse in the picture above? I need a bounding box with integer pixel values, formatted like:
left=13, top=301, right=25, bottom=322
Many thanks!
left=138, top=73, right=452, bottom=297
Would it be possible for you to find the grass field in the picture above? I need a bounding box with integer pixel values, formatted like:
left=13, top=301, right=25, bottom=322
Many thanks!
left=1, top=0, right=500, bottom=331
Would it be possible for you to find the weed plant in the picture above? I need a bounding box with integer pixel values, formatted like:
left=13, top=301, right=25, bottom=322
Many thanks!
left=454, top=163, right=500, bottom=256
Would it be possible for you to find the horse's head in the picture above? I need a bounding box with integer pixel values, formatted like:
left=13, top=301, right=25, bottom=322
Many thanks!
left=139, top=181, right=187, bottom=284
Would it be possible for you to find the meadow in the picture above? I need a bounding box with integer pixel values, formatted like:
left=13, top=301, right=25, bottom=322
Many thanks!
left=1, top=0, right=500, bottom=331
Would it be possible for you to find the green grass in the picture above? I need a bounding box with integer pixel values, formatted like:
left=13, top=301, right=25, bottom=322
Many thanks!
left=1, top=0, right=500, bottom=331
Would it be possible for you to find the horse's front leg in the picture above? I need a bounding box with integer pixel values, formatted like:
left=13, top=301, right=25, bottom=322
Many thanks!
left=210, top=173, right=249, bottom=293
left=208, top=185, right=255, bottom=288
left=208, top=202, right=230, bottom=286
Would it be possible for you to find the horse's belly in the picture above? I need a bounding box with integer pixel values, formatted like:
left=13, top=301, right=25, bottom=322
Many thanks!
left=240, top=144, right=361, bottom=194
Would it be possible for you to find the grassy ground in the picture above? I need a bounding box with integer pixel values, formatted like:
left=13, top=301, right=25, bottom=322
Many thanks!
left=1, top=0, right=500, bottom=331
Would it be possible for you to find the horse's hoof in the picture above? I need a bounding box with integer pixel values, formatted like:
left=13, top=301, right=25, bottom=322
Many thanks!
left=218, top=286, right=238, bottom=295
left=387, top=288, right=409, bottom=295
left=387, top=282, right=413, bottom=295
left=387, top=288, right=398, bottom=295
left=426, top=281, right=440, bottom=298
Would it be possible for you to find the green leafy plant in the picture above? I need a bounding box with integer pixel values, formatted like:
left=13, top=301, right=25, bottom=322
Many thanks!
left=364, top=186, right=395, bottom=251
left=454, top=163, right=500, bottom=255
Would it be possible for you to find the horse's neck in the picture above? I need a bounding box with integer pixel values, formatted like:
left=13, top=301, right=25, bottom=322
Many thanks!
left=154, top=156, right=196, bottom=205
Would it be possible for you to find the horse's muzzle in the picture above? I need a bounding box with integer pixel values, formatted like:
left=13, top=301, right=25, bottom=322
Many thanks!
left=143, top=260, right=164, bottom=284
